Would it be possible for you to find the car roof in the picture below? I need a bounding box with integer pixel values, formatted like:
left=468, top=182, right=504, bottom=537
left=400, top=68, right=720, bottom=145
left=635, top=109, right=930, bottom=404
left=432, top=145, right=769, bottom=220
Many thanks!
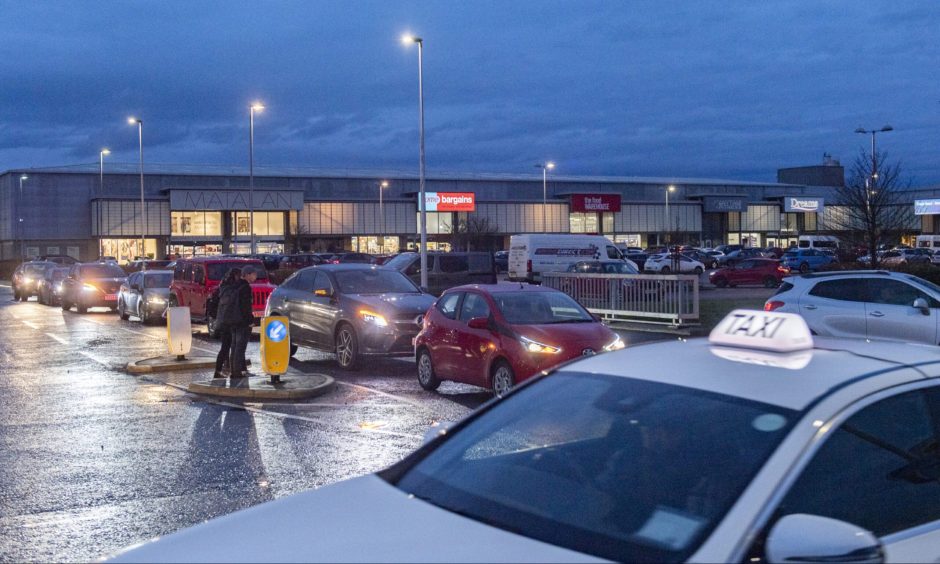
left=563, top=337, right=940, bottom=411
left=309, top=263, right=388, bottom=272
left=446, top=283, right=559, bottom=294
left=178, top=257, right=264, bottom=263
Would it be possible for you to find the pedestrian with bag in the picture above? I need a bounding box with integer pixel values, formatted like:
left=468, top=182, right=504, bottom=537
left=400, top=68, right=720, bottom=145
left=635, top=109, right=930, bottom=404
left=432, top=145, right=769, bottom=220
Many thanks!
left=229, top=265, right=258, bottom=378
left=211, top=268, right=242, bottom=379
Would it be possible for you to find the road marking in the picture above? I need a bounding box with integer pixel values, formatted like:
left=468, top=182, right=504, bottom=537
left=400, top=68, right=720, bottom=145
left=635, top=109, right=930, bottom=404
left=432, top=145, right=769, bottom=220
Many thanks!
left=22, top=320, right=39, bottom=329
left=45, top=333, right=69, bottom=345
left=334, top=381, right=430, bottom=411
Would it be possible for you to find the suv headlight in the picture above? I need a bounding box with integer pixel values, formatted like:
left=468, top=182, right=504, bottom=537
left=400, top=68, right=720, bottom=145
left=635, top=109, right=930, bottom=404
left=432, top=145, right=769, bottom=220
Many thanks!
left=82, top=283, right=99, bottom=292
left=359, top=310, right=389, bottom=327
left=603, top=334, right=626, bottom=352
left=519, top=335, right=561, bottom=354
left=147, top=295, right=166, bottom=304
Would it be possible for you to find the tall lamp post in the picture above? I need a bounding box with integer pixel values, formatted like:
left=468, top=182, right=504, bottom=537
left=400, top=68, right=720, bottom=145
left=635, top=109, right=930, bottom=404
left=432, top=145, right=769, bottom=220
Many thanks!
left=665, top=185, right=676, bottom=246
left=128, top=117, right=145, bottom=258
left=855, top=125, right=893, bottom=189
left=98, top=149, right=110, bottom=253
left=249, top=103, right=265, bottom=254
left=535, top=162, right=555, bottom=232
left=379, top=180, right=389, bottom=243
left=18, top=174, right=27, bottom=260
left=402, top=34, right=428, bottom=290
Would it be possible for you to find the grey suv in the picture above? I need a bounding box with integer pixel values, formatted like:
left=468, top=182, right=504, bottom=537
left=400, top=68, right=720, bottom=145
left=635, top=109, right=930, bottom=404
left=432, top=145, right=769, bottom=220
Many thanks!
left=265, top=264, right=436, bottom=369
left=766, top=270, right=940, bottom=345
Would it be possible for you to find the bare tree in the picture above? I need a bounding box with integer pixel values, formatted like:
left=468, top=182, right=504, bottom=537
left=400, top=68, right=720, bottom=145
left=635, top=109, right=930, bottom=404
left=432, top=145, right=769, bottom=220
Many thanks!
left=826, top=150, right=912, bottom=268
left=451, top=216, right=499, bottom=252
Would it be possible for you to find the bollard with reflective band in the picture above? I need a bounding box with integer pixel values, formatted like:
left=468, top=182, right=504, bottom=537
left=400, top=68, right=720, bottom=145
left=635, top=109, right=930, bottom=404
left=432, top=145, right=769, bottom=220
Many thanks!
left=166, top=306, right=193, bottom=360
left=260, top=316, right=290, bottom=383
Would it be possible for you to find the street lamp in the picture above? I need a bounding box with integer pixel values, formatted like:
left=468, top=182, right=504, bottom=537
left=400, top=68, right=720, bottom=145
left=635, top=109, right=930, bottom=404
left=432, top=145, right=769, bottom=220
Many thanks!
left=379, top=180, right=389, bottom=240
left=98, top=149, right=110, bottom=253
left=249, top=102, right=265, bottom=254
left=535, top=162, right=555, bottom=232
left=128, top=117, right=145, bottom=258
left=855, top=125, right=893, bottom=187
left=665, top=185, right=676, bottom=246
left=402, top=33, right=428, bottom=290
left=18, top=175, right=27, bottom=260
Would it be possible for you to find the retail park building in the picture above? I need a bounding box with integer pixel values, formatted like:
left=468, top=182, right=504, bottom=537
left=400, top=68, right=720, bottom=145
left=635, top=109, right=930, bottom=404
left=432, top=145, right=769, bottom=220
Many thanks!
left=1, top=158, right=938, bottom=263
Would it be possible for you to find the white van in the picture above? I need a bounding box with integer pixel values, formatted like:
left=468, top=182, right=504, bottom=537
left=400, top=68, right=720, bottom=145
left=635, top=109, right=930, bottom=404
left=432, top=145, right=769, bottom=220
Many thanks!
left=797, top=235, right=839, bottom=250
left=508, top=234, right=627, bottom=282
left=916, top=235, right=940, bottom=250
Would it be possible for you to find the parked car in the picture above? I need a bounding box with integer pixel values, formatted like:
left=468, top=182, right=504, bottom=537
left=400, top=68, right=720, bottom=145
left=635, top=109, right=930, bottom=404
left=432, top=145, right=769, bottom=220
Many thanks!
left=384, top=251, right=497, bottom=295
left=37, top=267, right=70, bottom=306
left=168, top=257, right=276, bottom=336
left=644, top=253, right=705, bottom=274
left=683, top=249, right=719, bottom=269
left=766, top=270, right=940, bottom=346
left=335, top=252, right=376, bottom=264
left=493, top=250, right=509, bottom=272
left=314, top=253, right=340, bottom=264
left=60, top=262, right=127, bottom=313
left=38, top=254, right=79, bottom=266
left=716, top=248, right=767, bottom=267
left=780, top=248, right=836, bottom=273
left=709, top=258, right=789, bottom=288
left=881, top=248, right=932, bottom=266
left=126, top=259, right=172, bottom=272
left=12, top=260, right=58, bottom=301
left=623, top=251, right=649, bottom=270
left=264, top=265, right=436, bottom=369
left=118, top=270, right=174, bottom=324
left=278, top=254, right=324, bottom=271
left=565, top=260, right=639, bottom=274
left=714, top=244, right=743, bottom=255
left=415, top=284, right=623, bottom=396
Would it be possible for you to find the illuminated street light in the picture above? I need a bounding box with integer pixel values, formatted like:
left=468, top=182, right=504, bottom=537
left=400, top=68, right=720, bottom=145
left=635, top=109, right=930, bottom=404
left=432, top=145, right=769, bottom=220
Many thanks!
left=402, top=33, right=428, bottom=289
left=128, top=117, right=146, bottom=258
left=18, top=175, right=27, bottom=260
left=249, top=102, right=265, bottom=254
left=535, top=162, right=556, bottom=232
left=379, top=180, right=390, bottom=239
left=855, top=125, right=893, bottom=188
left=665, top=185, right=676, bottom=246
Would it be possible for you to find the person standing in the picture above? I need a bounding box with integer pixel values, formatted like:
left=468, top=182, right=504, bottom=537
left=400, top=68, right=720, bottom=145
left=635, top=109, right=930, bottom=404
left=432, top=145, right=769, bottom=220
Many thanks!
left=230, top=265, right=258, bottom=378
left=211, top=268, right=242, bottom=379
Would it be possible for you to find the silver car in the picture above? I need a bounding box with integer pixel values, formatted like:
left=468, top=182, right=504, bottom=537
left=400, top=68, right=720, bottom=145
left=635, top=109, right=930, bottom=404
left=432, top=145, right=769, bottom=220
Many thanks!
left=765, top=270, right=940, bottom=345
left=265, top=264, right=436, bottom=369
left=118, top=270, right=173, bottom=324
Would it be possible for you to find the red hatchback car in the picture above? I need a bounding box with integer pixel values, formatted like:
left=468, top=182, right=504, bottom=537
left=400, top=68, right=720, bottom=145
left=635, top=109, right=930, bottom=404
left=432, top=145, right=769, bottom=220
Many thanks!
left=708, top=258, right=789, bottom=288
left=414, top=284, right=624, bottom=396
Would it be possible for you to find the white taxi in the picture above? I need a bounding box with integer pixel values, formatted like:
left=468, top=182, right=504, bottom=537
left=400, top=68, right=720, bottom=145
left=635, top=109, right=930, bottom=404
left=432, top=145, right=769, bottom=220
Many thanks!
left=110, top=310, right=940, bottom=563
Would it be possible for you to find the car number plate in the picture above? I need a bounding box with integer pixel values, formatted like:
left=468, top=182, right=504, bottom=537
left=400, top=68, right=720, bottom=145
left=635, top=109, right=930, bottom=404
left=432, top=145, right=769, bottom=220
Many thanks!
left=104, top=294, right=117, bottom=301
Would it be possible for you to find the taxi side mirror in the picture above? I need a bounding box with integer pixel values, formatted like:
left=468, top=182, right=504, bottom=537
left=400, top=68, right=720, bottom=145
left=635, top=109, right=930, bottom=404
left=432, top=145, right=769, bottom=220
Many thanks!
left=467, top=317, right=490, bottom=330
left=422, top=421, right=454, bottom=445
left=913, top=297, right=930, bottom=315
left=766, top=514, right=882, bottom=564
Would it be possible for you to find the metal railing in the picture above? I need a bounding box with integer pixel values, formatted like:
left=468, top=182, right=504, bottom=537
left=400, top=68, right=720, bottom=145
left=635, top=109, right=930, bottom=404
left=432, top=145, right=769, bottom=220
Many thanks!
left=541, top=272, right=699, bottom=327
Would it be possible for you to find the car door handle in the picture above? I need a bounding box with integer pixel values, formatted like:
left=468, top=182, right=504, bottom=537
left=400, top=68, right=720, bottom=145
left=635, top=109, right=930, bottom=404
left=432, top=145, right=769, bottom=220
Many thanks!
left=803, top=305, right=817, bottom=310
left=870, top=311, right=885, bottom=317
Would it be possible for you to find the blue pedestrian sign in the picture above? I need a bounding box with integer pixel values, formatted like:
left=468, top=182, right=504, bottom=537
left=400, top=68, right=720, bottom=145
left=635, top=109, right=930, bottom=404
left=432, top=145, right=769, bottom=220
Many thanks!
left=266, top=320, right=287, bottom=343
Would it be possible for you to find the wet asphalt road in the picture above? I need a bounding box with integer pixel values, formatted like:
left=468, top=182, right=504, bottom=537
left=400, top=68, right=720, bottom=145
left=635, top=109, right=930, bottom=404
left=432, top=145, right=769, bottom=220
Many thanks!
left=0, top=284, right=495, bottom=563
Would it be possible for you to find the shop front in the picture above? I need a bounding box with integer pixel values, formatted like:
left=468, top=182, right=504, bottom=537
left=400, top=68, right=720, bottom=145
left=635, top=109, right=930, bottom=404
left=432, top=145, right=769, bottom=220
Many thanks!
left=569, top=194, right=620, bottom=235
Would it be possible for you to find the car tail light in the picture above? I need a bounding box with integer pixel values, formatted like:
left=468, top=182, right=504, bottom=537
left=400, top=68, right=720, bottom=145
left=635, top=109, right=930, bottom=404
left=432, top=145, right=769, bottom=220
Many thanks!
left=526, top=260, right=532, bottom=273
left=764, top=300, right=785, bottom=311
left=777, top=266, right=789, bottom=273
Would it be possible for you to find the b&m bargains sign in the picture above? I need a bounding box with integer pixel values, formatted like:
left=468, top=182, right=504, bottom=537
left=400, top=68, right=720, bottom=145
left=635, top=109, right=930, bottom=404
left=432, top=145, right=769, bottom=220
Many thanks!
left=425, top=192, right=476, bottom=212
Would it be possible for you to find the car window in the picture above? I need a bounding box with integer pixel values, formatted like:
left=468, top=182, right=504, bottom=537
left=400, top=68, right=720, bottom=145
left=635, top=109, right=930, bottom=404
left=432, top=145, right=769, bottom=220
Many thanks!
left=79, top=265, right=126, bottom=278
left=437, top=292, right=462, bottom=320
left=144, top=273, right=173, bottom=288
left=459, top=292, right=491, bottom=321
left=174, top=262, right=186, bottom=281
left=606, top=246, right=621, bottom=260
left=312, top=271, right=333, bottom=295
left=393, top=373, right=797, bottom=563
left=438, top=255, right=469, bottom=273
left=808, top=279, right=869, bottom=302
left=334, top=269, right=419, bottom=294
left=737, top=261, right=754, bottom=269
left=771, top=388, right=940, bottom=537
left=493, top=291, right=593, bottom=324
left=182, top=262, right=194, bottom=282
left=868, top=279, right=936, bottom=307
left=193, top=265, right=206, bottom=285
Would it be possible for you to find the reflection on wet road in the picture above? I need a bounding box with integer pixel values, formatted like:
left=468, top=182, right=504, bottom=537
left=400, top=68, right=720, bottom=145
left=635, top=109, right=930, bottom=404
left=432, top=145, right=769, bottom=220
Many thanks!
left=0, top=287, right=490, bottom=562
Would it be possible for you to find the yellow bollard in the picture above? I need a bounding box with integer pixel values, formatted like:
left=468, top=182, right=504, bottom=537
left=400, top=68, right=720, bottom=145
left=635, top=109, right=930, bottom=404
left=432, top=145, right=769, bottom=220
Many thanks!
left=260, top=316, right=290, bottom=383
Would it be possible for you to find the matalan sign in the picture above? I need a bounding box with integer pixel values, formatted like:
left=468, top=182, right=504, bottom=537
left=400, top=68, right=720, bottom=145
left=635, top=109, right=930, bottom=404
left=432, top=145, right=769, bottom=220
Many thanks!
left=425, top=192, right=476, bottom=212
left=570, top=194, right=621, bottom=213
left=784, top=197, right=824, bottom=213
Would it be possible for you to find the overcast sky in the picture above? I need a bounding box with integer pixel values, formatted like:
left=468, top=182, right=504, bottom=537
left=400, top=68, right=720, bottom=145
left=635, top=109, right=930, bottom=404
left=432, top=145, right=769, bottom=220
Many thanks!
left=2, top=1, right=938, bottom=184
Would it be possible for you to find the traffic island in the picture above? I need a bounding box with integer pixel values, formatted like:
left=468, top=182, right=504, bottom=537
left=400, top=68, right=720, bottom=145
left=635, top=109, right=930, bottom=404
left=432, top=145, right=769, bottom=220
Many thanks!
left=126, top=355, right=218, bottom=374
left=187, top=372, right=334, bottom=400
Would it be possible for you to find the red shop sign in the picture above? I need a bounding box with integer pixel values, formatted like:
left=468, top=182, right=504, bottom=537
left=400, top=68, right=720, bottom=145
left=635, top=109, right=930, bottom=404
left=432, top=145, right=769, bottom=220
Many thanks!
left=570, top=194, right=621, bottom=213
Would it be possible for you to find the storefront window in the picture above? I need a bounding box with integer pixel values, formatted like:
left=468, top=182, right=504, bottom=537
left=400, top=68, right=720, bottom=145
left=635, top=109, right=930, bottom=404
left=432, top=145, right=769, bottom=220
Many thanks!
left=570, top=212, right=599, bottom=233
left=99, top=238, right=159, bottom=263
left=167, top=244, right=223, bottom=258
left=351, top=236, right=400, bottom=255
left=614, top=234, right=642, bottom=247
left=171, top=211, right=223, bottom=237
left=232, top=212, right=286, bottom=237
left=419, top=212, right=453, bottom=234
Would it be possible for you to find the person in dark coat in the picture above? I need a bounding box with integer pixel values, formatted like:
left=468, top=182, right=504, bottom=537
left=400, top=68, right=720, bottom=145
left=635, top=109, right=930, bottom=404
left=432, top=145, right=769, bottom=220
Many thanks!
left=229, top=265, right=257, bottom=378
left=212, top=268, right=242, bottom=379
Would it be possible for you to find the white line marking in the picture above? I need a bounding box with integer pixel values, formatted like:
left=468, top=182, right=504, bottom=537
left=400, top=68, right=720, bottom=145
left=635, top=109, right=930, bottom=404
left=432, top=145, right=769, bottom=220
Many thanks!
left=334, top=381, right=429, bottom=411
left=45, top=332, right=69, bottom=345
left=22, top=320, right=39, bottom=329
left=78, top=350, right=109, bottom=366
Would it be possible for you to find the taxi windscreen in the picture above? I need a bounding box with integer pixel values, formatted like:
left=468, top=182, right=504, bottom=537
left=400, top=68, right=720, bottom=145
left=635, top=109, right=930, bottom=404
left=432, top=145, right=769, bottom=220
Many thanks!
left=493, top=291, right=593, bottom=324
left=391, top=373, right=796, bottom=562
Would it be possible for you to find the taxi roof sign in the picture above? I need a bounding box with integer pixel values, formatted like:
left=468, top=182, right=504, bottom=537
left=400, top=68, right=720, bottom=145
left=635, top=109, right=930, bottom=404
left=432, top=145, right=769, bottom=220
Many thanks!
left=709, top=309, right=813, bottom=353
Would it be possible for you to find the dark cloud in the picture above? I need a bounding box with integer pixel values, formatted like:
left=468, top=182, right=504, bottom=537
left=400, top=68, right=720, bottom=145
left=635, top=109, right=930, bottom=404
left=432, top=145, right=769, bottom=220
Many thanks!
left=1, top=0, right=938, bottom=185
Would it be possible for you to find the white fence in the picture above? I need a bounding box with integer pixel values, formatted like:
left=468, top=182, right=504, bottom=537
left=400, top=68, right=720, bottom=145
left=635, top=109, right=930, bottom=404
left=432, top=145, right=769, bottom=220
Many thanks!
left=541, top=272, right=700, bottom=327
